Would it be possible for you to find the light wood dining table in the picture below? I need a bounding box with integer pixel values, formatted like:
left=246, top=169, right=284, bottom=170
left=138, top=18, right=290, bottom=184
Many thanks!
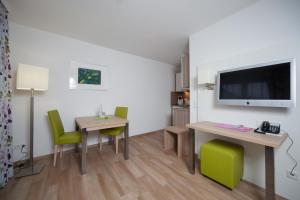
left=75, top=116, right=129, bottom=174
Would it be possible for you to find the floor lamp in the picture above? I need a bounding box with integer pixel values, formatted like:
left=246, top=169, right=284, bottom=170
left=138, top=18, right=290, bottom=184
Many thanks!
left=14, top=64, right=49, bottom=178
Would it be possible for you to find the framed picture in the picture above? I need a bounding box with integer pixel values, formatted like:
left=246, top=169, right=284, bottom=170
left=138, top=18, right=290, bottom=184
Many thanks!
left=69, top=61, right=108, bottom=90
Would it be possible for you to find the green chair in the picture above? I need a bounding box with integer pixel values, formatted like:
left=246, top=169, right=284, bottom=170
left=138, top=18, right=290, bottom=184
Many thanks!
left=48, top=110, right=82, bottom=166
left=99, top=106, right=128, bottom=154
left=200, top=139, right=244, bottom=189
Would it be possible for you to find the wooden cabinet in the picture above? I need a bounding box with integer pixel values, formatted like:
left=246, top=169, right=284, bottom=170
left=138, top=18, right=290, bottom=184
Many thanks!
left=175, top=73, right=183, bottom=91
left=175, top=54, right=189, bottom=91
left=181, top=54, right=189, bottom=89
left=172, top=107, right=189, bottom=128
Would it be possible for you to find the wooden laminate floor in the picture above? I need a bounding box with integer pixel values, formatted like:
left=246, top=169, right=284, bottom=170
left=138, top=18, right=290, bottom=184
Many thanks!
left=0, top=131, right=285, bottom=200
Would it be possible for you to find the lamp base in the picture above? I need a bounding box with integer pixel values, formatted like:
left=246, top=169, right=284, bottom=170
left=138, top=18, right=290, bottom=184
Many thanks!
left=14, top=164, right=44, bottom=178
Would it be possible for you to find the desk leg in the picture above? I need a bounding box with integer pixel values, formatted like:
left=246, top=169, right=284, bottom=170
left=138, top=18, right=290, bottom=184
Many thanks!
left=81, top=128, right=87, bottom=175
left=75, top=144, right=79, bottom=153
left=188, top=128, right=195, bottom=174
left=124, top=123, right=129, bottom=160
left=265, top=146, right=275, bottom=200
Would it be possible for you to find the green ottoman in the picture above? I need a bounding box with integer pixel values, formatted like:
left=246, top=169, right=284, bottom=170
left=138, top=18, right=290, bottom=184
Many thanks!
left=200, top=139, right=244, bottom=189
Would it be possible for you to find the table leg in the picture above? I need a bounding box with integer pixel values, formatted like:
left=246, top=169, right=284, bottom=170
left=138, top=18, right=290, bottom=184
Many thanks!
left=188, top=128, right=195, bottom=174
left=265, top=146, right=275, bottom=200
left=75, top=122, right=79, bottom=131
left=75, top=123, right=79, bottom=152
left=124, top=122, right=129, bottom=160
left=81, top=128, right=87, bottom=174
left=75, top=144, right=79, bottom=152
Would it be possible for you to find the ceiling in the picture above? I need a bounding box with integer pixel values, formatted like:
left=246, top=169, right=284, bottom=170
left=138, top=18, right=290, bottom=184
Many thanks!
left=8, top=0, right=258, bottom=65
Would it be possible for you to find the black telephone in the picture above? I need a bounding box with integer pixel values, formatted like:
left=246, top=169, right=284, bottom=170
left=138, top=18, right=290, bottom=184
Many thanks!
left=255, top=121, right=280, bottom=134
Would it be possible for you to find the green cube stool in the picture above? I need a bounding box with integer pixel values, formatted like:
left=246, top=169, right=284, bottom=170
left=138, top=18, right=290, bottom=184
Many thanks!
left=200, top=139, right=244, bottom=189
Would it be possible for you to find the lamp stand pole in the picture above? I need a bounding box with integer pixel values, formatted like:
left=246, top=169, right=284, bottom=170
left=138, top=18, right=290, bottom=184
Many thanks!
left=14, top=89, right=44, bottom=178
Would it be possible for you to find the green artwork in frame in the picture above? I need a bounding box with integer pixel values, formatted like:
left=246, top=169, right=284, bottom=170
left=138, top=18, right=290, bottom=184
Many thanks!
left=78, top=68, right=101, bottom=85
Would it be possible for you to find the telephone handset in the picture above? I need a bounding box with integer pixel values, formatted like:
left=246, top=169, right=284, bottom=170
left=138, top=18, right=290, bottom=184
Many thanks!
left=254, top=121, right=280, bottom=134
left=261, top=121, right=270, bottom=132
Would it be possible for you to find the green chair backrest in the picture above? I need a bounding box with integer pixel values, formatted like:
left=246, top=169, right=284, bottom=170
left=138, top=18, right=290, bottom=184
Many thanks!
left=115, top=106, right=128, bottom=119
left=48, top=110, right=65, bottom=144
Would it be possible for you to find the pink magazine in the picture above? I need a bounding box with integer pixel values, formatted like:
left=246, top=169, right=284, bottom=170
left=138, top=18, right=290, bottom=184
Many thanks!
left=216, top=123, right=252, bottom=132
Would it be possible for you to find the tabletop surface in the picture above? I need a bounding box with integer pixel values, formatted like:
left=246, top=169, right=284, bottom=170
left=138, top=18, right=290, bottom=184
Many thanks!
left=75, top=116, right=128, bottom=132
left=186, top=121, right=288, bottom=148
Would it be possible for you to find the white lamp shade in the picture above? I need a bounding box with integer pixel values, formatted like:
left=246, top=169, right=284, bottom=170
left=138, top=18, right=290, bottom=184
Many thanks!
left=198, top=69, right=215, bottom=84
left=16, top=64, right=49, bottom=91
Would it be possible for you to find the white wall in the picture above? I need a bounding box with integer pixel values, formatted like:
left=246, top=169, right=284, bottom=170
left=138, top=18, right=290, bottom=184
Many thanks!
left=10, top=23, right=175, bottom=160
left=189, top=0, right=300, bottom=199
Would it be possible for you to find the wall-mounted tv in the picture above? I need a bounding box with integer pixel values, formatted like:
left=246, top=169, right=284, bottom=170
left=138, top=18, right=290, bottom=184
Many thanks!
left=217, top=59, right=296, bottom=108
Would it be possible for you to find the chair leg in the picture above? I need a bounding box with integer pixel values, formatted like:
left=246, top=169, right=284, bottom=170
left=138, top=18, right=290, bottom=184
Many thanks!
left=60, top=145, right=63, bottom=158
left=53, top=145, right=58, bottom=167
left=86, top=143, right=88, bottom=153
left=99, top=134, right=102, bottom=151
left=115, top=135, right=118, bottom=154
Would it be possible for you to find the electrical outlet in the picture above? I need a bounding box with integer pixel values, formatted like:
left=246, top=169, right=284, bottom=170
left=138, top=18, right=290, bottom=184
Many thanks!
left=286, top=170, right=298, bottom=181
left=13, top=144, right=28, bottom=161
left=21, top=145, right=28, bottom=153
left=13, top=144, right=23, bottom=152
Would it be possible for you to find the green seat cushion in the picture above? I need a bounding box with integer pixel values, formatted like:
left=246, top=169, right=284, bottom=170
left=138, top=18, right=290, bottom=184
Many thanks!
left=101, top=127, right=124, bottom=136
left=200, top=139, right=244, bottom=189
left=58, top=131, right=81, bottom=144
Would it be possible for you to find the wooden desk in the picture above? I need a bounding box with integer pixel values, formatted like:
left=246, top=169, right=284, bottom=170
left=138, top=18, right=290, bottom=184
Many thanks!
left=186, top=121, right=288, bottom=200
left=75, top=116, right=129, bottom=174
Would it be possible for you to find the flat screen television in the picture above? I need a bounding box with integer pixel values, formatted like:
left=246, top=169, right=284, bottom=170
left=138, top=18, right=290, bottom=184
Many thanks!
left=217, top=59, right=296, bottom=108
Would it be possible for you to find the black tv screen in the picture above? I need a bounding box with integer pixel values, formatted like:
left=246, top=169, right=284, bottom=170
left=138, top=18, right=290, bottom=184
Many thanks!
left=219, top=62, right=291, bottom=100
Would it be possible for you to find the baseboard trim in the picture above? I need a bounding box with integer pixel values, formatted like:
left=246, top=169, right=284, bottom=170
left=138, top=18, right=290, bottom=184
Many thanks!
left=14, top=129, right=164, bottom=167
left=130, top=129, right=164, bottom=138
left=196, top=156, right=287, bottom=200
left=14, top=130, right=287, bottom=199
